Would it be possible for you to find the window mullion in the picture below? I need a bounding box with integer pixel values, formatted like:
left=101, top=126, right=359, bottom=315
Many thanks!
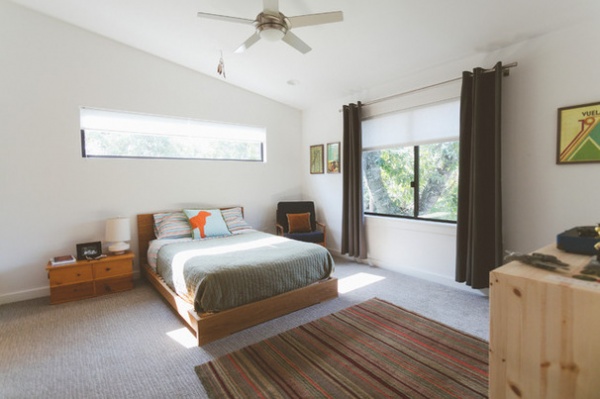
left=413, top=146, right=420, bottom=217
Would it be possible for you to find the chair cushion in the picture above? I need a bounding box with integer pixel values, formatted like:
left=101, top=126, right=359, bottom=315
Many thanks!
left=284, top=231, right=324, bottom=244
left=277, top=201, right=317, bottom=232
left=287, top=212, right=312, bottom=233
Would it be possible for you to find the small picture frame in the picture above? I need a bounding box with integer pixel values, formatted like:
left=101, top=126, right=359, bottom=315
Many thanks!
left=310, top=144, right=324, bottom=174
left=557, top=101, right=600, bottom=164
left=76, top=241, right=103, bottom=260
left=327, top=142, right=340, bottom=173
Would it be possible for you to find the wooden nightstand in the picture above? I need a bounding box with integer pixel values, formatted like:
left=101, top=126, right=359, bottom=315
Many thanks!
left=46, top=252, right=134, bottom=304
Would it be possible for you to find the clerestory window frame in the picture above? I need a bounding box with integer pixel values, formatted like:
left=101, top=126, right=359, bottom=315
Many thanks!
left=80, top=107, right=267, bottom=162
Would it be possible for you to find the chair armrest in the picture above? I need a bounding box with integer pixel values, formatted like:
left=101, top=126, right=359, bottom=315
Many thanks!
left=316, top=221, right=326, bottom=234
left=275, top=223, right=285, bottom=236
left=316, top=221, right=327, bottom=247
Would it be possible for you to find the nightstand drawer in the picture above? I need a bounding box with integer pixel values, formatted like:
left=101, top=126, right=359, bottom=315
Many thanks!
left=50, top=282, right=95, bottom=304
left=95, top=275, right=133, bottom=296
left=48, top=264, right=93, bottom=286
left=93, top=258, right=132, bottom=279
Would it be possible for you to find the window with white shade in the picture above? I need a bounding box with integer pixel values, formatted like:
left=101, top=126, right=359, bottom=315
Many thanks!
left=362, top=99, right=460, bottom=223
left=80, top=108, right=266, bottom=162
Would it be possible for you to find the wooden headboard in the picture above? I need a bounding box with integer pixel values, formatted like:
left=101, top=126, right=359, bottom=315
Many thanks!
left=136, top=207, right=244, bottom=274
left=136, top=213, right=156, bottom=270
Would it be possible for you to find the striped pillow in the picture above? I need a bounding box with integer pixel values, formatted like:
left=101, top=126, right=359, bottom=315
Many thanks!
left=221, top=207, right=253, bottom=234
left=153, top=212, right=192, bottom=239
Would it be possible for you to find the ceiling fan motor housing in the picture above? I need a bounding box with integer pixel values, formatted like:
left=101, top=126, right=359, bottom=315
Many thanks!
left=255, top=12, right=289, bottom=40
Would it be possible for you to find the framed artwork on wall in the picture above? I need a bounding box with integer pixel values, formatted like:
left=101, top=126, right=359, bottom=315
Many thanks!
left=327, top=142, right=340, bottom=173
left=310, top=144, right=324, bottom=174
left=557, top=101, right=600, bottom=164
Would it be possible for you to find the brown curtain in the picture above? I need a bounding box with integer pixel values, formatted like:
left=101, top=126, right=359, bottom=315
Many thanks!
left=455, top=62, right=503, bottom=289
left=341, top=102, right=367, bottom=259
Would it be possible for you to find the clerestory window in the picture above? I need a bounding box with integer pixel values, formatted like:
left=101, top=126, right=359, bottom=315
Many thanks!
left=80, top=108, right=266, bottom=162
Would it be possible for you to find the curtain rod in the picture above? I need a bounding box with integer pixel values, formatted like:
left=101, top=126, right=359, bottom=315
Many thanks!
left=359, top=62, right=518, bottom=108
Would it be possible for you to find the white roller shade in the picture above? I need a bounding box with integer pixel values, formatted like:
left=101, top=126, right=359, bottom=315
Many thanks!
left=80, top=107, right=265, bottom=142
left=362, top=99, right=460, bottom=150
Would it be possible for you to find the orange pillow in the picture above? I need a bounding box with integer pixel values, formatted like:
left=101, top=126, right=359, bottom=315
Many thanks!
left=287, top=213, right=312, bottom=233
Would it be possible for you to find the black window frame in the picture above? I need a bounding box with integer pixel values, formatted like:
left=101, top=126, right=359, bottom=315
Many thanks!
left=79, top=107, right=267, bottom=163
left=80, top=129, right=265, bottom=162
left=363, top=143, right=458, bottom=224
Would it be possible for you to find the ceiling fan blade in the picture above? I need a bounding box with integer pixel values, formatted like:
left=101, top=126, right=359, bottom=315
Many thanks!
left=196, top=12, right=254, bottom=25
left=234, top=32, right=261, bottom=53
left=263, top=0, right=279, bottom=13
left=282, top=31, right=311, bottom=54
left=288, top=11, right=343, bottom=28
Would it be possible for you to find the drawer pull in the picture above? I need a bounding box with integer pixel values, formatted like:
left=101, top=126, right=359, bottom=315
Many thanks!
left=105, top=267, right=111, bottom=272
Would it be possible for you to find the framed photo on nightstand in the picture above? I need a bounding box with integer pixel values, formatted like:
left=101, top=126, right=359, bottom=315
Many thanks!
left=76, top=241, right=102, bottom=260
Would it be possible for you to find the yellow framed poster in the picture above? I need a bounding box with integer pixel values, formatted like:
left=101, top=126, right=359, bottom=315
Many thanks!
left=557, top=101, right=600, bottom=164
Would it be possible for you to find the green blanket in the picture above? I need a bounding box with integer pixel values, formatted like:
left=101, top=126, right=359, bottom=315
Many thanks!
left=156, top=231, right=335, bottom=313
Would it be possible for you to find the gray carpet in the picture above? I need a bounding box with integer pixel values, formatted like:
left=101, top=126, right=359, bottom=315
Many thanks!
left=0, top=257, right=488, bottom=398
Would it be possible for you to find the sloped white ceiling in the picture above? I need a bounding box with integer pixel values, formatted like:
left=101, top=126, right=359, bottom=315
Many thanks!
left=8, top=0, right=599, bottom=109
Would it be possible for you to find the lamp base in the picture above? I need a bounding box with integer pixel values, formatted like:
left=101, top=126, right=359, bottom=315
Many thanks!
left=108, top=242, right=130, bottom=255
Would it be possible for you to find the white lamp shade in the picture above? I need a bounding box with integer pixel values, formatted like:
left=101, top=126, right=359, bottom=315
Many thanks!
left=259, top=28, right=285, bottom=41
left=106, top=217, right=130, bottom=253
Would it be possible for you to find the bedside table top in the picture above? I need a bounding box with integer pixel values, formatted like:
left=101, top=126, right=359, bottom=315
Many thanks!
left=46, top=251, right=134, bottom=270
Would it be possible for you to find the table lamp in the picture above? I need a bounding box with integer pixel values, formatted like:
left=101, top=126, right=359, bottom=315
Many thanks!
left=105, top=217, right=130, bottom=255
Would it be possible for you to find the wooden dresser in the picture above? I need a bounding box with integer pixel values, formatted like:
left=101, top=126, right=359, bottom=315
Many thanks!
left=489, top=244, right=600, bottom=398
left=46, top=252, right=134, bottom=304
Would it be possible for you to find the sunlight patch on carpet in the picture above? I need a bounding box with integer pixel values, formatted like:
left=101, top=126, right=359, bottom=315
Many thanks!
left=166, top=327, right=196, bottom=348
left=338, top=272, right=385, bottom=293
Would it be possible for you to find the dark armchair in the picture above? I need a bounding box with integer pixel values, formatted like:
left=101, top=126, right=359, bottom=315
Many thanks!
left=276, top=201, right=326, bottom=247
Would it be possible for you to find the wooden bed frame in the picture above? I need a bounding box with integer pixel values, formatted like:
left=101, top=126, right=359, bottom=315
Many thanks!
left=136, top=211, right=338, bottom=346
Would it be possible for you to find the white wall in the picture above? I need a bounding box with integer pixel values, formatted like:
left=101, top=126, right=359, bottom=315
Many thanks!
left=0, top=1, right=303, bottom=303
left=499, top=21, right=600, bottom=253
left=303, top=18, right=600, bottom=287
left=4, top=1, right=600, bottom=303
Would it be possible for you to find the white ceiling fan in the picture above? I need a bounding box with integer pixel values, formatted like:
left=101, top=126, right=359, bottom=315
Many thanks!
left=197, top=0, right=343, bottom=54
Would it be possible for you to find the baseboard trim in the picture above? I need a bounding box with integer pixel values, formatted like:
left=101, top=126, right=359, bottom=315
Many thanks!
left=0, top=286, right=50, bottom=305
left=0, top=270, right=142, bottom=306
left=330, top=249, right=488, bottom=296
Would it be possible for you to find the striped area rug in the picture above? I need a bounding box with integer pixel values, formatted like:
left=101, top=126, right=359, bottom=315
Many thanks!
left=195, top=298, right=488, bottom=398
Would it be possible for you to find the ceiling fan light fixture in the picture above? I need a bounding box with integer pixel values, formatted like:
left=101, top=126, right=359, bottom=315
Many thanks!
left=257, top=23, right=287, bottom=41
left=258, top=27, right=285, bottom=42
